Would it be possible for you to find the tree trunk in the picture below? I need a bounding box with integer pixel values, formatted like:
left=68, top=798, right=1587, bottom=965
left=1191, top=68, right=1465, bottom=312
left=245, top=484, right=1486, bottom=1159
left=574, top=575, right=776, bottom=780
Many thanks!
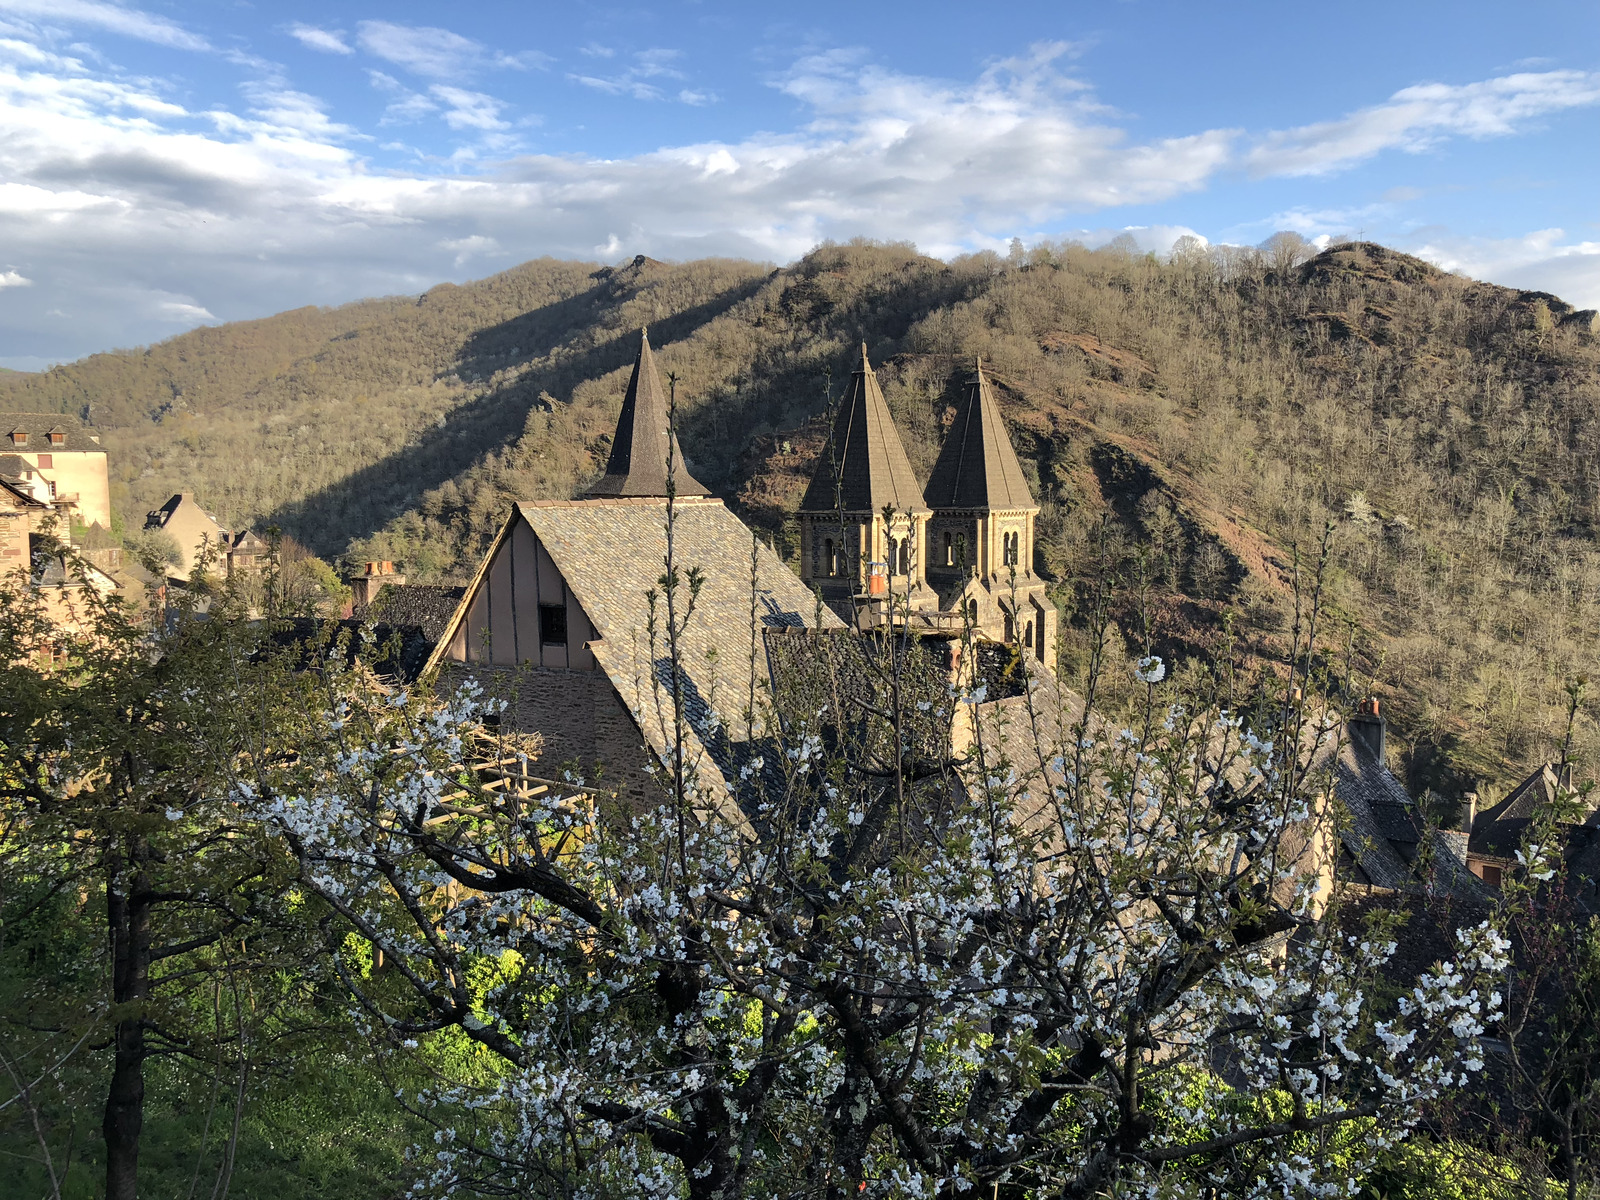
left=103, top=837, right=152, bottom=1200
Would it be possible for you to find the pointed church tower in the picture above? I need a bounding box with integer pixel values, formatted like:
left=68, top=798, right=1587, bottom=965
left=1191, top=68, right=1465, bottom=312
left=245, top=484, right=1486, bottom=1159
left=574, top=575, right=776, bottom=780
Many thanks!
left=584, top=329, right=710, bottom=498
left=924, top=360, right=1055, bottom=668
left=796, top=344, right=931, bottom=609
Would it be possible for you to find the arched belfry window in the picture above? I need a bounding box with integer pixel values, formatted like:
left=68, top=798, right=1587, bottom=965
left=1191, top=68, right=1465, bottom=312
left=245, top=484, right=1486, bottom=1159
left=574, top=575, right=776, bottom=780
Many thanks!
left=824, top=537, right=836, bottom=577
left=943, top=531, right=953, bottom=566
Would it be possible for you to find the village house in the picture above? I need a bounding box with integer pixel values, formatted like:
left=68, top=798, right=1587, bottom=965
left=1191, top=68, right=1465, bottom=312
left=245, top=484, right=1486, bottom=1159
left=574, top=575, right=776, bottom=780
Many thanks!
left=1, top=462, right=118, bottom=647
left=0, top=411, right=112, bottom=532
left=143, top=492, right=268, bottom=583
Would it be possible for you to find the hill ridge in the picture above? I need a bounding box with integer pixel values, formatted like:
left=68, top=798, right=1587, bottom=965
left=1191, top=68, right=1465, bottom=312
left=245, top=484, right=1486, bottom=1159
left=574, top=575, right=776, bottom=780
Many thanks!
left=6, top=238, right=1600, bottom=795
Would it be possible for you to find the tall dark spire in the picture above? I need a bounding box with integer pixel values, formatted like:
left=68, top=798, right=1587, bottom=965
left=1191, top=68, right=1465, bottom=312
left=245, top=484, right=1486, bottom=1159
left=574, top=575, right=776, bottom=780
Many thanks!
left=584, top=329, right=710, bottom=499
left=922, top=359, right=1034, bottom=511
left=798, top=344, right=929, bottom=515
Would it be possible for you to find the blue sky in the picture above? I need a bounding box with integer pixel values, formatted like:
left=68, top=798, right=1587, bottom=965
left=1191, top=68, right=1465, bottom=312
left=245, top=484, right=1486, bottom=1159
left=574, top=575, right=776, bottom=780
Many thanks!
left=0, top=0, right=1597, bottom=369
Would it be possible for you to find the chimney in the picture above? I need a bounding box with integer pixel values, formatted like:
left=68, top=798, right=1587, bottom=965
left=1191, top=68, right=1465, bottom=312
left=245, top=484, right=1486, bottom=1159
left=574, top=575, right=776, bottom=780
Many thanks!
left=348, top=560, right=405, bottom=608
left=1437, top=792, right=1475, bottom=867
left=1350, top=695, right=1386, bottom=765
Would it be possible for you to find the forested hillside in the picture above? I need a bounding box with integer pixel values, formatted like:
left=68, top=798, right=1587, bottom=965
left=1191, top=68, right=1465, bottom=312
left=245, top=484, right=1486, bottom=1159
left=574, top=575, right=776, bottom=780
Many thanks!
left=7, top=238, right=1600, bottom=796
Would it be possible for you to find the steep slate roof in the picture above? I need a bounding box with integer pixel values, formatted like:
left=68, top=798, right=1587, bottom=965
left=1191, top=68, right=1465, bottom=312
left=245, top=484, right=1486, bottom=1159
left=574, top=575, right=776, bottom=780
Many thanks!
left=583, top=330, right=710, bottom=499
left=1330, top=730, right=1426, bottom=889
left=446, top=497, right=842, bottom=800
left=1469, top=762, right=1600, bottom=872
left=1325, top=726, right=1484, bottom=895
left=799, top=345, right=930, bottom=516
left=1477, top=763, right=1594, bottom=826
left=923, top=361, right=1036, bottom=512
left=0, top=413, right=102, bottom=452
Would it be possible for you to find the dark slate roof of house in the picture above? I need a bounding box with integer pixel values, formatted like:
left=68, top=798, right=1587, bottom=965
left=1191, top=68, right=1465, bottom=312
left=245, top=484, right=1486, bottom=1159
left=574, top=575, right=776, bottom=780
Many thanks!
left=799, top=344, right=930, bottom=517
left=0, top=413, right=102, bottom=452
left=1332, top=729, right=1426, bottom=889
left=1468, top=763, right=1600, bottom=890
left=922, top=361, right=1036, bottom=512
left=498, top=497, right=841, bottom=799
left=582, top=330, right=710, bottom=499
left=1328, top=725, right=1486, bottom=896
left=1475, top=763, right=1595, bottom=828
left=362, top=583, right=466, bottom=644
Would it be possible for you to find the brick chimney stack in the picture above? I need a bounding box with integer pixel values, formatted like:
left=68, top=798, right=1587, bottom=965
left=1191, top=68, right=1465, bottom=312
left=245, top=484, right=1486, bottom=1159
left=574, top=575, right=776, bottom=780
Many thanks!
left=1350, top=695, right=1386, bottom=765
left=349, top=560, right=405, bottom=608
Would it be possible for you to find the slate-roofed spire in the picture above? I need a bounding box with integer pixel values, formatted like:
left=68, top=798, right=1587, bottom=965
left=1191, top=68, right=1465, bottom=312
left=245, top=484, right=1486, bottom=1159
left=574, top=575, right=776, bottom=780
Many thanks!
left=584, top=329, right=710, bottom=499
left=799, top=344, right=930, bottom=515
left=922, top=359, right=1035, bottom=511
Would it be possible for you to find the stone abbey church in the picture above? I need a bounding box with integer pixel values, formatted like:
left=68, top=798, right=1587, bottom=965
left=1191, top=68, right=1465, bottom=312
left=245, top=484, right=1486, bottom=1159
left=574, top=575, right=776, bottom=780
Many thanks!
left=428, top=330, right=1055, bottom=804
left=795, top=343, right=1056, bottom=667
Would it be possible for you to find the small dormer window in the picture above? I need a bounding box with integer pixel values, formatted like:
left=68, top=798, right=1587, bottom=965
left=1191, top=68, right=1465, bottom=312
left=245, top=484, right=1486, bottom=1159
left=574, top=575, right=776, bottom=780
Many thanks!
left=49, top=430, right=65, bottom=446
left=10, top=430, right=25, bottom=446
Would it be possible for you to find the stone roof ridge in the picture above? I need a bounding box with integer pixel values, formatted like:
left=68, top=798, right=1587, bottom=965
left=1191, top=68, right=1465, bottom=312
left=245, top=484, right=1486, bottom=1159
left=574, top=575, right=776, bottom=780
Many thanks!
left=582, top=328, right=711, bottom=500
left=798, top=343, right=930, bottom=516
left=519, top=494, right=723, bottom=511
left=923, top=357, right=1036, bottom=512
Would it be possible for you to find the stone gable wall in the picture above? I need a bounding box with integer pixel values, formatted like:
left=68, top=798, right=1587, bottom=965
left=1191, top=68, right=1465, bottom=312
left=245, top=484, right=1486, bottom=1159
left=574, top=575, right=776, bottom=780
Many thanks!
left=439, top=663, right=662, bottom=813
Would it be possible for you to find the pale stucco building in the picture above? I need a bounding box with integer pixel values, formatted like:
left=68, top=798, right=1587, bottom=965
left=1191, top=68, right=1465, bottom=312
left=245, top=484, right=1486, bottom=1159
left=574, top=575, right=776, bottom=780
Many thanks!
left=1, top=412, right=111, bottom=531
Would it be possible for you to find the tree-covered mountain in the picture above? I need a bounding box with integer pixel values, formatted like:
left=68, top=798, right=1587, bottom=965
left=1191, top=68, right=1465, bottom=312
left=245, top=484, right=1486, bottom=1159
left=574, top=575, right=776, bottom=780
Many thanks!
left=7, top=238, right=1600, bottom=797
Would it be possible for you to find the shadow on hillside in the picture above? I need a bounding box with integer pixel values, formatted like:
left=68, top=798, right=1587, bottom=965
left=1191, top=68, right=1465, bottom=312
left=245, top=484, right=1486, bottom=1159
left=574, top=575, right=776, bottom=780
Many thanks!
left=267, top=269, right=770, bottom=557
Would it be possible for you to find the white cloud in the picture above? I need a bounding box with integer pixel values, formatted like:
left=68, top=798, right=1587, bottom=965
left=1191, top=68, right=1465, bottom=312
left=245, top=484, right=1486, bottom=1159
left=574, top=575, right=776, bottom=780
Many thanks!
left=0, top=269, right=31, bottom=287
left=287, top=24, right=351, bottom=55
left=354, top=20, right=538, bottom=79
left=1410, top=229, right=1600, bottom=310
left=1249, top=70, right=1600, bottom=177
left=441, top=234, right=499, bottom=266
left=0, top=0, right=208, bottom=51
left=430, top=85, right=509, bottom=132
left=0, top=32, right=1598, bottom=361
left=157, top=298, right=214, bottom=321
left=573, top=47, right=708, bottom=103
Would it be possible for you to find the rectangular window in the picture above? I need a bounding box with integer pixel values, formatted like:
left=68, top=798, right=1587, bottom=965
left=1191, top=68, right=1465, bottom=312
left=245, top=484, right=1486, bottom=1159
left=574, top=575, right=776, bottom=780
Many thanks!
left=539, top=602, right=568, bottom=646
left=36, top=454, right=52, bottom=468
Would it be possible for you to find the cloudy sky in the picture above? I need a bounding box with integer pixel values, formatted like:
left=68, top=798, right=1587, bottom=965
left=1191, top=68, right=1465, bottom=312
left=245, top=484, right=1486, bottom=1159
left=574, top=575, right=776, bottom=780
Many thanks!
left=0, top=0, right=1597, bottom=369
